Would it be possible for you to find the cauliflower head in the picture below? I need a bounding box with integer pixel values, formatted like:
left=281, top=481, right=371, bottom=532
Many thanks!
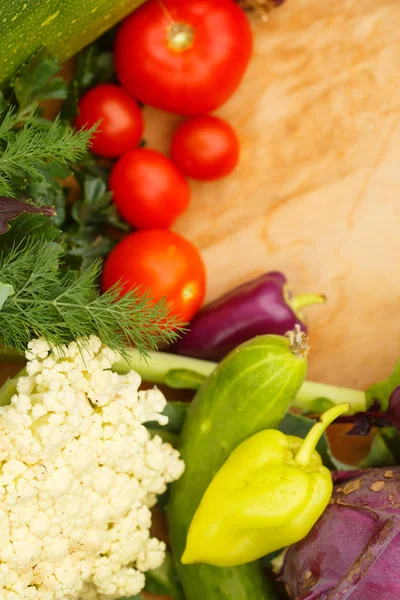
left=0, top=336, right=185, bottom=600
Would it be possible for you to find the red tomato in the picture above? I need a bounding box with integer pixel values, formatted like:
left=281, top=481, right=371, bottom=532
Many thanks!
left=114, top=0, right=253, bottom=116
left=101, top=230, right=206, bottom=322
left=171, top=115, right=240, bottom=181
left=109, top=148, right=190, bottom=229
left=75, top=84, right=143, bottom=157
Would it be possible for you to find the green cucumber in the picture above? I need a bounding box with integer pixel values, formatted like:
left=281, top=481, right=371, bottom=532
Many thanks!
left=0, top=0, right=146, bottom=86
left=167, top=333, right=308, bottom=600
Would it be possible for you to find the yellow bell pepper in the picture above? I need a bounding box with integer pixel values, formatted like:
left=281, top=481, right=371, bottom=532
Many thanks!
left=181, top=403, right=349, bottom=567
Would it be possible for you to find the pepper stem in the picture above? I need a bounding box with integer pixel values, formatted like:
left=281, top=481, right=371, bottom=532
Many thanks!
left=295, top=403, right=350, bottom=467
left=291, top=293, right=326, bottom=313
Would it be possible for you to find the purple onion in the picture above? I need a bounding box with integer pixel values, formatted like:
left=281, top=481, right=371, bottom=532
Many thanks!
left=280, top=467, right=400, bottom=600
left=172, top=271, right=325, bottom=361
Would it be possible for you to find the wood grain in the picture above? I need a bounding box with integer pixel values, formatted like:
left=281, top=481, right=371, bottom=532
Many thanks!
left=144, top=0, right=400, bottom=391
left=1, top=3, right=399, bottom=596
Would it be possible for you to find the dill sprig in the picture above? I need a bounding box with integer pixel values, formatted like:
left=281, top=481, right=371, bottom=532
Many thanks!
left=0, top=236, right=183, bottom=356
left=0, top=111, right=92, bottom=197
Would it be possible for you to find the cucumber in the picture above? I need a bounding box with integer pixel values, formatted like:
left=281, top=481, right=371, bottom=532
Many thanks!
left=0, top=0, right=145, bottom=85
left=167, top=334, right=308, bottom=599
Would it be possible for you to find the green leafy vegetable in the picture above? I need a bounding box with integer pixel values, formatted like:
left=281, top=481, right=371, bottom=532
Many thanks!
left=147, top=401, right=188, bottom=434
left=63, top=168, right=128, bottom=270
left=145, top=401, right=188, bottom=446
left=366, top=359, right=400, bottom=410
left=0, top=47, right=183, bottom=358
left=358, top=429, right=398, bottom=468
left=0, top=282, right=13, bottom=309
left=0, top=211, right=60, bottom=252
left=0, top=113, right=92, bottom=197
left=0, top=47, right=121, bottom=271
left=145, top=551, right=184, bottom=599
left=61, top=44, right=115, bottom=120
left=11, top=48, right=68, bottom=120
left=0, top=233, right=182, bottom=355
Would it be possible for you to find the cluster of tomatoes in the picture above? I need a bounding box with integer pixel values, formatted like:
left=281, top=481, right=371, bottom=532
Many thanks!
left=75, top=0, right=253, bottom=323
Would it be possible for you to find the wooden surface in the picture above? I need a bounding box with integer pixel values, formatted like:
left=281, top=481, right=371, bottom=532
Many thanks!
left=1, top=3, right=397, bottom=597
left=145, top=0, right=400, bottom=392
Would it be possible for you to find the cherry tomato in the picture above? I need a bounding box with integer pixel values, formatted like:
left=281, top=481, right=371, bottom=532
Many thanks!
left=109, top=148, right=190, bottom=230
left=171, top=116, right=240, bottom=181
left=75, top=84, right=143, bottom=157
left=101, top=230, right=206, bottom=322
left=114, top=0, right=253, bottom=116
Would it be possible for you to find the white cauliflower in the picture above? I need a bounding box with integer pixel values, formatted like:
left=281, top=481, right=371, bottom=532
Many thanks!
left=0, top=336, right=185, bottom=600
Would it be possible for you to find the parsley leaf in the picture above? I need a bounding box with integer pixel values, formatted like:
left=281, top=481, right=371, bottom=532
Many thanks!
left=11, top=48, right=68, bottom=120
left=61, top=45, right=115, bottom=120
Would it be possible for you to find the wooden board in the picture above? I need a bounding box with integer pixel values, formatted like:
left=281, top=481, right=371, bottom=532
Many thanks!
left=145, top=0, right=400, bottom=392
left=1, top=4, right=397, bottom=598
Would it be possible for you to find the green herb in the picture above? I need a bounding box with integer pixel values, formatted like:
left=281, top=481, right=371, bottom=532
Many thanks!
left=0, top=48, right=182, bottom=357
left=10, top=48, right=68, bottom=120
left=366, top=359, right=400, bottom=410
left=61, top=44, right=115, bottom=120
left=0, top=46, right=120, bottom=270
left=358, top=429, right=398, bottom=468
left=145, top=550, right=185, bottom=599
left=0, top=112, right=92, bottom=197
left=62, top=163, right=129, bottom=270
left=0, top=283, right=13, bottom=309
left=0, top=224, right=182, bottom=356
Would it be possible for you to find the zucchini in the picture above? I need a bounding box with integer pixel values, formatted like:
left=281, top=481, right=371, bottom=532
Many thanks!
left=167, top=334, right=308, bottom=599
left=0, top=0, right=146, bottom=85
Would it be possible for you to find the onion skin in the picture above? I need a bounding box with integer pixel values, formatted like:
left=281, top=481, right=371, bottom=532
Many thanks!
left=280, top=467, right=400, bottom=600
left=172, top=272, right=323, bottom=361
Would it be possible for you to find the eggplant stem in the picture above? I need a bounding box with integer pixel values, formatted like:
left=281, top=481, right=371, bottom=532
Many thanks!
left=291, top=293, right=327, bottom=313
left=113, top=349, right=367, bottom=414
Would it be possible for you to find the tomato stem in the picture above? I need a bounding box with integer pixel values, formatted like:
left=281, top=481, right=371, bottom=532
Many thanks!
left=167, top=23, right=195, bottom=52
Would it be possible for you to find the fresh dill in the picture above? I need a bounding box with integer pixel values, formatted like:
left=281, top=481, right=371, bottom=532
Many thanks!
left=0, top=233, right=182, bottom=356
left=0, top=113, right=93, bottom=197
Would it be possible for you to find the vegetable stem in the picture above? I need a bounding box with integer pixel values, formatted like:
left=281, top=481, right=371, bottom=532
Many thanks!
left=113, top=349, right=215, bottom=382
left=295, top=403, right=350, bottom=466
left=295, top=380, right=365, bottom=413
left=113, top=349, right=367, bottom=414
left=291, top=293, right=326, bottom=312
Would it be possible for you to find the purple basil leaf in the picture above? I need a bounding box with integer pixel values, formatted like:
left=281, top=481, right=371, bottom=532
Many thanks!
left=340, top=392, right=400, bottom=436
left=0, top=197, right=55, bottom=234
left=388, top=386, right=400, bottom=422
left=346, top=415, right=374, bottom=436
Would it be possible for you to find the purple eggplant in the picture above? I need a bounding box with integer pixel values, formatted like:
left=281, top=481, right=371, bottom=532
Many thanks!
left=280, top=467, right=400, bottom=600
left=172, top=271, right=325, bottom=361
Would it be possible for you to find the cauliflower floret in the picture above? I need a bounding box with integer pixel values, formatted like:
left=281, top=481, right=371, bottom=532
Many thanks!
left=0, top=336, right=185, bottom=599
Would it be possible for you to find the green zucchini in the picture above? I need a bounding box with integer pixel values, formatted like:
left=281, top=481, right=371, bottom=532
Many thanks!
left=167, top=334, right=308, bottom=599
left=0, top=0, right=146, bottom=85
